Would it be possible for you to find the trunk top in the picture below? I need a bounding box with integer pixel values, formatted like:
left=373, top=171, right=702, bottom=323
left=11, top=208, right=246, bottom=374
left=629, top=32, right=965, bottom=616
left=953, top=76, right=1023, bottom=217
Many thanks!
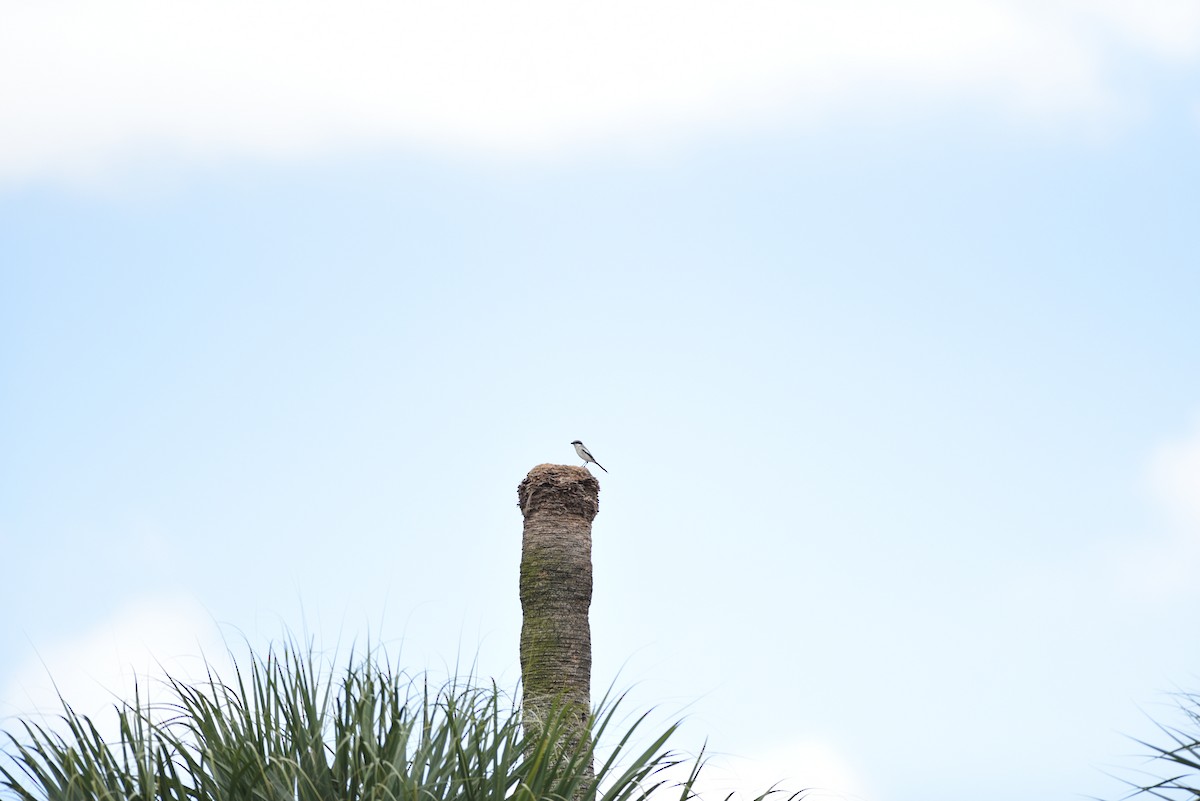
left=517, top=464, right=600, bottom=521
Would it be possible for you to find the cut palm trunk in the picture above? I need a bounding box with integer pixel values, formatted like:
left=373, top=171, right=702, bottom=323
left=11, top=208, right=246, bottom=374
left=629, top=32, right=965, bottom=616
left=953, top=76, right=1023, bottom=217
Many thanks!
left=517, top=463, right=600, bottom=783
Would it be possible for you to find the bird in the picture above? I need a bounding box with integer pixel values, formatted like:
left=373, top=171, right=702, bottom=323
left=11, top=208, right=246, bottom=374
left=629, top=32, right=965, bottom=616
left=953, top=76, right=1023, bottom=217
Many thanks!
left=571, top=440, right=607, bottom=473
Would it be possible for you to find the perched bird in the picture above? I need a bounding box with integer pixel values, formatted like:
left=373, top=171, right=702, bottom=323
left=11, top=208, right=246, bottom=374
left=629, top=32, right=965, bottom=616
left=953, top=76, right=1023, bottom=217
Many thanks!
left=571, top=440, right=608, bottom=473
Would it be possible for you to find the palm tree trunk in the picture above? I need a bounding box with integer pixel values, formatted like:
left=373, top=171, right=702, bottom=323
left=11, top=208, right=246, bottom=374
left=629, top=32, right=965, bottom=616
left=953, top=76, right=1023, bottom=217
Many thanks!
left=517, top=463, right=599, bottom=771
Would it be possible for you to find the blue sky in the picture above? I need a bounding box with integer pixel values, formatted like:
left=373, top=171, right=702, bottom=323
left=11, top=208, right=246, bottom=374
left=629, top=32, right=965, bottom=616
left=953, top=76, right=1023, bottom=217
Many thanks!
left=4, top=3, right=1200, bottom=800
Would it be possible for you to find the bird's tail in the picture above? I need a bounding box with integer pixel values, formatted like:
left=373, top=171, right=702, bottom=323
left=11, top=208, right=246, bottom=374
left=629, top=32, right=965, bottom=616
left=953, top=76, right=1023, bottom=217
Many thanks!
left=596, top=462, right=608, bottom=473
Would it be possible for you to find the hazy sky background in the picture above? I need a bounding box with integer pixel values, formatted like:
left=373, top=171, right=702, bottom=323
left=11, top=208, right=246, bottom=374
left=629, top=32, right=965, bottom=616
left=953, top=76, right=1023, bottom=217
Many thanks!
left=3, top=3, right=1200, bottom=801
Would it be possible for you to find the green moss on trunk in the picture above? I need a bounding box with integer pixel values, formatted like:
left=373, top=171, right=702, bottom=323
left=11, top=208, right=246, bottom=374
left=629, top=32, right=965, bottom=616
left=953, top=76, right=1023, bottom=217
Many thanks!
left=517, top=464, right=599, bottom=773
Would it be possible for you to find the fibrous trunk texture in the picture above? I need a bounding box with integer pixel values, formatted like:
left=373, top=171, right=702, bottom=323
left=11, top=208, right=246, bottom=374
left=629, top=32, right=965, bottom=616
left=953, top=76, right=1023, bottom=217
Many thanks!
left=517, top=463, right=599, bottom=767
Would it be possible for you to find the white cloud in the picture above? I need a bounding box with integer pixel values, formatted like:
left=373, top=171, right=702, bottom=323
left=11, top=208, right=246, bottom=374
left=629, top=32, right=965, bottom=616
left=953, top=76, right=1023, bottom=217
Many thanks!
left=0, top=0, right=1197, bottom=186
left=1148, top=414, right=1200, bottom=535
left=0, top=596, right=228, bottom=731
left=1062, top=0, right=1200, bottom=61
left=1002, top=414, right=1200, bottom=606
left=654, top=739, right=871, bottom=801
left=1102, top=415, right=1200, bottom=600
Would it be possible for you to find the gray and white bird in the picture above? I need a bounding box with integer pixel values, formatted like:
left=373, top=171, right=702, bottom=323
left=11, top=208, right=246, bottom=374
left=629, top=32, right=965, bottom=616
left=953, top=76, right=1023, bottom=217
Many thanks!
left=571, top=440, right=607, bottom=473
